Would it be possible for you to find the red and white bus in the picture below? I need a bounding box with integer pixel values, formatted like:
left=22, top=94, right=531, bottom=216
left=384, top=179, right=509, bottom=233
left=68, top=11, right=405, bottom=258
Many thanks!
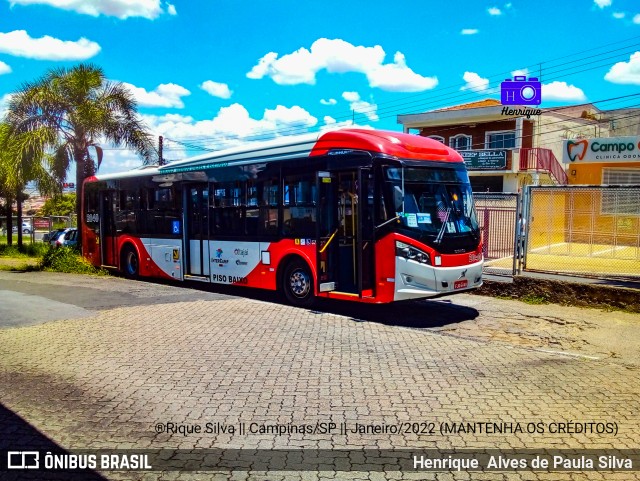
left=82, top=129, right=483, bottom=305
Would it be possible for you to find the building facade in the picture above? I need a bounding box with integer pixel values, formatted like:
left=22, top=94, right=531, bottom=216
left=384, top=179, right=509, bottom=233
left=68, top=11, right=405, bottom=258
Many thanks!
left=397, top=99, right=617, bottom=192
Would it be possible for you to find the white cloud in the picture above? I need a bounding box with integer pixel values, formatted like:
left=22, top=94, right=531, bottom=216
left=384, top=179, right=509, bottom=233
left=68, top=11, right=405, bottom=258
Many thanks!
left=604, top=51, right=640, bottom=85
left=613, top=12, right=625, bottom=19
left=461, top=71, right=489, bottom=93
left=99, top=148, right=150, bottom=174
left=247, top=38, right=438, bottom=92
left=8, top=0, right=170, bottom=19
left=320, top=115, right=370, bottom=133
left=461, top=29, right=479, bottom=35
left=0, top=61, right=11, bottom=75
left=122, top=82, right=191, bottom=108
left=541, top=81, right=586, bottom=102
left=488, top=7, right=502, bottom=15
left=511, top=68, right=530, bottom=78
left=0, top=93, right=13, bottom=118
left=166, top=2, right=176, bottom=15
left=342, top=91, right=378, bottom=121
left=320, top=98, right=337, bottom=105
left=141, top=103, right=318, bottom=152
left=594, top=0, right=611, bottom=8
left=0, top=30, right=100, bottom=60
left=200, top=80, right=232, bottom=99
left=634, top=14, right=640, bottom=24
left=367, top=51, right=438, bottom=91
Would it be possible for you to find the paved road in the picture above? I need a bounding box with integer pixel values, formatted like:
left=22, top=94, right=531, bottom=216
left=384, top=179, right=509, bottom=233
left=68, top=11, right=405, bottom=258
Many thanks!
left=0, top=271, right=638, bottom=480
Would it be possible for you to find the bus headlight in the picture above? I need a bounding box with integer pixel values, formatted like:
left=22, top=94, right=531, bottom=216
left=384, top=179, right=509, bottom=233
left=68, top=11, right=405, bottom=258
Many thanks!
left=395, top=241, right=431, bottom=265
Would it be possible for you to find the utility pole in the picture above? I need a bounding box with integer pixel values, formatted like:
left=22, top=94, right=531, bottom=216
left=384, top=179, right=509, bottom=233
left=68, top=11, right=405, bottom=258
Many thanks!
left=158, top=136, right=164, bottom=166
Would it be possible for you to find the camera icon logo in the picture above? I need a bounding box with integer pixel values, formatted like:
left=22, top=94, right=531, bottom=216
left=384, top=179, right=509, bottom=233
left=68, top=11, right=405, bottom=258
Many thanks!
left=500, top=76, right=541, bottom=106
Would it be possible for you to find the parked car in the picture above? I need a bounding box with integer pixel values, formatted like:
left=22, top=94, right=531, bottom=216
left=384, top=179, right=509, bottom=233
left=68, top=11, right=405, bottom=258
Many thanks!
left=1, top=222, right=32, bottom=234
left=50, top=228, right=78, bottom=248
left=42, top=228, right=68, bottom=243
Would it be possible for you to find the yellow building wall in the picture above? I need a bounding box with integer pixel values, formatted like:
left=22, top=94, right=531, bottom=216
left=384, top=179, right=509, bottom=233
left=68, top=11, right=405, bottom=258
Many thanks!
left=568, top=161, right=640, bottom=185
left=565, top=162, right=640, bottom=245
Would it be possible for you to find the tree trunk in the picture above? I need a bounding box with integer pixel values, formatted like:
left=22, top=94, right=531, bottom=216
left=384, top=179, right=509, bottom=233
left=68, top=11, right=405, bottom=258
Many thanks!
left=5, top=194, right=12, bottom=246
left=16, top=187, right=22, bottom=248
left=75, top=150, right=85, bottom=255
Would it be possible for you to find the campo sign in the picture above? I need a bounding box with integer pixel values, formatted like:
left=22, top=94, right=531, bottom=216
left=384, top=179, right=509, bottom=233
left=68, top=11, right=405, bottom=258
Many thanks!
left=459, top=150, right=507, bottom=170
left=562, top=136, right=640, bottom=163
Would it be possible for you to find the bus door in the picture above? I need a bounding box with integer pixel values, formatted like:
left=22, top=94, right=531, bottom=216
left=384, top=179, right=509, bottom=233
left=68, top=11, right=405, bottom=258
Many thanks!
left=185, top=183, right=210, bottom=277
left=358, top=168, right=375, bottom=296
left=317, top=169, right=375, bottom=297
left=99, top=190, right=118, bottom=267
left=316, top=171, right=338, bottom=292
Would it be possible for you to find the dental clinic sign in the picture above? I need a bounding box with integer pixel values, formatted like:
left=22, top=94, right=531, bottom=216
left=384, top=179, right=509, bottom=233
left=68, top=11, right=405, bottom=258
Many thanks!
left=563, top=136, right=640, bottom=163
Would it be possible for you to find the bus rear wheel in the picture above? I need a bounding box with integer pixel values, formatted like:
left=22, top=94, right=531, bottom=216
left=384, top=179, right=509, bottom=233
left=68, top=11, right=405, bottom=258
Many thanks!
left=121, top=246, right=139, bottom=279
left=282, top=259, right=315, bottom=307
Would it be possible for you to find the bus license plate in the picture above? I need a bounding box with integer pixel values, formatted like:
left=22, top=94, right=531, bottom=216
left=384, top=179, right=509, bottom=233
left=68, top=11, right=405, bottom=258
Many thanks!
left=454, top=280, right=468, bottom=289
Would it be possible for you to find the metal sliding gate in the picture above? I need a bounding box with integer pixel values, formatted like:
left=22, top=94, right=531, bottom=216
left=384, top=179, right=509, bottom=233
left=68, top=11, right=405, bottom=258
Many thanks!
left=524, top=185, right=640, bottom=280
left=473, top=193, right=520, bottom=277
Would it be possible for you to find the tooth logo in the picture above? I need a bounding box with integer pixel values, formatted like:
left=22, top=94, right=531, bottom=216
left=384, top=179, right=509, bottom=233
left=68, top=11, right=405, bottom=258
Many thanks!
left=566, top=140, right=588, bottom=162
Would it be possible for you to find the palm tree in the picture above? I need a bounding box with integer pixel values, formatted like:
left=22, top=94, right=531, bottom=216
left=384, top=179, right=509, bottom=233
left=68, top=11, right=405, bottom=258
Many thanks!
left=5, top=64, right=155, bottom=250
left=0, top=122, right=59, bottom=246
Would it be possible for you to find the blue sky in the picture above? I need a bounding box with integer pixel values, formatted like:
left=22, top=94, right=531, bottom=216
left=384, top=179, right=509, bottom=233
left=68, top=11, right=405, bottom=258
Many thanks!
left=1, top=0, right=640, bottom=174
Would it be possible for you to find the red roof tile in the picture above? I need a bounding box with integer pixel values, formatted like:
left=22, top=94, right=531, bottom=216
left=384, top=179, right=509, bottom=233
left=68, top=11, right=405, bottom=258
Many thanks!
left=437, top=99, right=502, bottom=112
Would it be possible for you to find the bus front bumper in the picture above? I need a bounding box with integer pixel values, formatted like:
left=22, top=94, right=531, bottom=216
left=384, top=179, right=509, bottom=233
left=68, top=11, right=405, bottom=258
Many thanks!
left=393, top=257, right=484, bottom=302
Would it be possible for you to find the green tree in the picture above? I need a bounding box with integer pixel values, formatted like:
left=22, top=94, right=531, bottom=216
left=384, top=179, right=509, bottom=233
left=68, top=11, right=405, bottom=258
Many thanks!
left=5, top=64, right=155, bottom=249
left=40, top=193, right=76, bottom=217
left=0, top=123, right=58, bottom=246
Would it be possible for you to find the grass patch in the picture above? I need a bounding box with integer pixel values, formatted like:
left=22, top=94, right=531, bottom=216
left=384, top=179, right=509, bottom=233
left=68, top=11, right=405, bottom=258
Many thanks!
left=519, top=294, right=549, bottom=305
left=40, top=247, right=107, bottom=275
left=0, top=242, right=49, bottom=258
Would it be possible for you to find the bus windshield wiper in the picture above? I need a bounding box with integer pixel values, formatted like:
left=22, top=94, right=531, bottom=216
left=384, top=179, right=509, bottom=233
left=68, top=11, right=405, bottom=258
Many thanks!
left=434, top=207, right=451, bottom=244
left=375, top=215, right=400, bottom=230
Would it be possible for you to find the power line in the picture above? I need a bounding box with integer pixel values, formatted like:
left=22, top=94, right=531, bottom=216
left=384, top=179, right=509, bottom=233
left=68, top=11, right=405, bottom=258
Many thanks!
left=161, top=36, right=640, bottom=146
left=97, top=36, right=640, bottom=160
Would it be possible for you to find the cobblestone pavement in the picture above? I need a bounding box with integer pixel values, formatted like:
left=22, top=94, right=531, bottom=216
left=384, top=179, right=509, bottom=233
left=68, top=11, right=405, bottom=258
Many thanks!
left=0, top=271, right=639, bottom=481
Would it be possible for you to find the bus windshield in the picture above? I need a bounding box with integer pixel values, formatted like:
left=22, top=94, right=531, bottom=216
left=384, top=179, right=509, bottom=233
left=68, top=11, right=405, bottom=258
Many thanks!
left=382, top=165, right=480, bottom=243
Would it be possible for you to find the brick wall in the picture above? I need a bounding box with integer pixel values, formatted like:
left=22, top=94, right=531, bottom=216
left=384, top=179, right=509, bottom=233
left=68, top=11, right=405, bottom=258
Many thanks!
left=419, top=119, right=534, bottom=149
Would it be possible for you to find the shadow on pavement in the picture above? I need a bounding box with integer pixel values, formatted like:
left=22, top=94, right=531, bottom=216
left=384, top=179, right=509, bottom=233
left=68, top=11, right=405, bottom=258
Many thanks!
left=0, top=403, right=108, bottom=481
left=310, top=297, right=479, bottom=329
left=178, top=279, right=480, bottom=329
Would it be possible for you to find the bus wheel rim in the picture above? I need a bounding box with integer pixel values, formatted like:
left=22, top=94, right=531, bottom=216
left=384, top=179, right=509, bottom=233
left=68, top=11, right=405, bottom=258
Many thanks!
left=289, top=269, right=310, bottom=298
left=127, top=252, right=138, bottom=274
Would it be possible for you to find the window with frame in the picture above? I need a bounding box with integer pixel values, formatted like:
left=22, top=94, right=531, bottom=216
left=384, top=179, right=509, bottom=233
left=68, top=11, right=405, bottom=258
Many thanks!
left=428, top=135, right=445, bottom=144
left=211, top=182, right=245, bottom=235
left=449, top=134, right=472, bottom=151
left=283, top=174, right=317, bottom=237
left=141, top=186, right=180, bottom=236
left=259, top=178, right=279, bottom=236
left=601, top=168, right=640, bottom=215
left=486, top=131, right=516, bottom=149
left=115, top=189, right=140, bottom=233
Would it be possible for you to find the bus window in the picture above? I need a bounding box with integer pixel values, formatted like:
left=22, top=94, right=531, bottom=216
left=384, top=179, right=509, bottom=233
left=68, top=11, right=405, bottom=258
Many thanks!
left=211, top=182, right=245, bottom=236
left=283, top=174, right=316, bottom=237
left=258, top=180, right=279, bottom=236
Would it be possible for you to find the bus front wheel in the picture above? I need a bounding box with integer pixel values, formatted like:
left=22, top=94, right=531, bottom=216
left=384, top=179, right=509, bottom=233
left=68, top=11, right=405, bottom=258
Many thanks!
left=121, top=246, right=139, bottom=279
left=282, top=259, right=315, bottom=307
